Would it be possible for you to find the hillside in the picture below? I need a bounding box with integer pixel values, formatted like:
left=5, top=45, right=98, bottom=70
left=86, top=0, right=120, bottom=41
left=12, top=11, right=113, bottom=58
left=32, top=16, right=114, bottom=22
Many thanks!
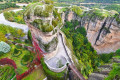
left=52, top=0, right=120, bottom=3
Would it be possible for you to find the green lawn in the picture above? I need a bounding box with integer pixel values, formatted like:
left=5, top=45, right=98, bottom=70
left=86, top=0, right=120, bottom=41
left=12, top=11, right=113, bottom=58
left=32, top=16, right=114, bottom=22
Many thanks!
left=23, top=66, right=46, bottom=80
left=0, top=44, right=33, bottom=74
left=0, top=65, right=16, bottom=80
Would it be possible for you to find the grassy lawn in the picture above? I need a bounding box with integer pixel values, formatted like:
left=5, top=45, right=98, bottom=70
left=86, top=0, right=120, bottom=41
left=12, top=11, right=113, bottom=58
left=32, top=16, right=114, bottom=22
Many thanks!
left=23, top=66, right=46, bottom=80
left=0, top=65, right=16, bottom=80
left=0, top=44, right=32, bottom=74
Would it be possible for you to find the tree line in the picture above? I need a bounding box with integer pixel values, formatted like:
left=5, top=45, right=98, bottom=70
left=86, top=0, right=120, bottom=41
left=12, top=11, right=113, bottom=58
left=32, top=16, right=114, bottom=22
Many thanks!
left=0, top=2, right=19, bottom=10
left=52, top=0, right=120, bottom=3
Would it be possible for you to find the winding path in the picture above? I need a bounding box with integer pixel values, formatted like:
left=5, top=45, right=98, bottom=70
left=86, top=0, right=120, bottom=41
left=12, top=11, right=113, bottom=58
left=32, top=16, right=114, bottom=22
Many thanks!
left=0, top=9, right=28, bottom=32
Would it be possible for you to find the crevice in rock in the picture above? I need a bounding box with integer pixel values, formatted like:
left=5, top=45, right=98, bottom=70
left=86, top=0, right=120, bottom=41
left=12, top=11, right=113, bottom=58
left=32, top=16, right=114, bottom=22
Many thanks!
left=108, top=17, right=115, bottom=30
left=95, top=18, right=108, bottom=45
left=87, top=16, right=93, bottom=31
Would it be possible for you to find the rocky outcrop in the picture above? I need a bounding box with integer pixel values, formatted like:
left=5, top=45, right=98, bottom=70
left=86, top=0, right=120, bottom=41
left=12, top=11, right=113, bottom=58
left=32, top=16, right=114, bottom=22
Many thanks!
left=24, top=1, right=62, bottom=53
left=88, top=57, right=120, bottom=80
left=63, top=10, right=120, bottom=54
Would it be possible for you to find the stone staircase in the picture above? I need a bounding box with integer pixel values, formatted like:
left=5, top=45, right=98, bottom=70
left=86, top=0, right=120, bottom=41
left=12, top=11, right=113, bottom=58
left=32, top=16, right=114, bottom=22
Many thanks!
left=88, top=57, right=120, bottom=80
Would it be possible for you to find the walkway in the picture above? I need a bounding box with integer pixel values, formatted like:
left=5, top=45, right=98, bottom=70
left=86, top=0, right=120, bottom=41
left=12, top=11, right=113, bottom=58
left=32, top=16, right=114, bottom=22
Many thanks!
left=0, top=9, right=28, bottom=32
left=69, top=64, right=86, bottom=80
left=60, top=32, right=86, bottom=80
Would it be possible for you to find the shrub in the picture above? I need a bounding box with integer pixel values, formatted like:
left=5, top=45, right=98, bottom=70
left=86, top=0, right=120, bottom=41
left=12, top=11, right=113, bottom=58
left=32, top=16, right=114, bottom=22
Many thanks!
left=0, top=24, right=25, bottom=38
left=71, top=6, right=83, bottom=16
left=116, top=49, right=120, bottom=56
left=0, top=41, right=11, bottom=53
left=16, top=45, right=22, bottom=49
left=105, top=63, right=120, bottom=80
left=99, top=53, right=114, bottom=63
left=44, top=0, right=53, bottom=4
left=14, top=48, right=19, bottom=53
left=21, top=53, right=33, bottom=65
left=12, top=48, right=22, bottom=57
left=4, top=12, right=14, bottom=22
left=34, top=6, right=43, bottom=16
left=45, top=4, right=54, bottom=13
left=27, top=30, right=32, bottom=43
left=0, top=32, right=7, bottom=42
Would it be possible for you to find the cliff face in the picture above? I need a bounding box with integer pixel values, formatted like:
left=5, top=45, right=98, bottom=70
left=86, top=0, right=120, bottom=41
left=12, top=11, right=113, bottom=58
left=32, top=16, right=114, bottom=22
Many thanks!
left=24, top=2, right=62, bottom=53
left=63, top=11, right=120, bottom=54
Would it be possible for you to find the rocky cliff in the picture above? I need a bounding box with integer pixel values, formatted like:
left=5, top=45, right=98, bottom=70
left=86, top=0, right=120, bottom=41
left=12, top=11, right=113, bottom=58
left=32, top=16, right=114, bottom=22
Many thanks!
left=63, top=8, right=120, bottom=54
left=24, top=1, right=62, bottom=53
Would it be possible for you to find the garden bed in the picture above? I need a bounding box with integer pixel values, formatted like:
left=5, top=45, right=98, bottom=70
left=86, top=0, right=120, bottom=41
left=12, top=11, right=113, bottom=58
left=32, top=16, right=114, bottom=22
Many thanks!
left=0, top=44, right=35, bottom=74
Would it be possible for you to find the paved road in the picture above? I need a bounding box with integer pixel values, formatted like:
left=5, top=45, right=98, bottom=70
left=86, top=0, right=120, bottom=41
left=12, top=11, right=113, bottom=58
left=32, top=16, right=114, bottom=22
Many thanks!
left=0, top=9, right=28, bottom=32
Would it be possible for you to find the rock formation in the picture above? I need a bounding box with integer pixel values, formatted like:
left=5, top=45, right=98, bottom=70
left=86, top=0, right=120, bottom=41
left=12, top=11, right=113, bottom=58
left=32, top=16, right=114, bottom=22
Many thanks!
left=24, top=0, right=62, bottom=56
left=63, top=8, right=120, bottom=54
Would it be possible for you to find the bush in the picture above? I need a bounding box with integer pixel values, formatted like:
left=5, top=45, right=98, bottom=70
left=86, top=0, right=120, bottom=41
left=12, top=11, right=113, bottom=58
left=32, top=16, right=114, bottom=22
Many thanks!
left=44, top=0, right=53, bottom=4
left=0, top=24, right=25, bottom=38
left=16, top=45, right=22, bottom=49
left=105, top=63, right=120, bottom=80
left=99, top=53, right=114, bottom=63
left=0, top=32, right=7, bottom=42
left=4, top=12, right=14, bottom=22
left=0, top=41, right=11, bottom=53
left=12, top=48, right=22, bottom=57
left=21, top=53, right=33, bottom=65
left=71, top=6, right=83, bottom=16
left=116, top=49, right=120, bottom=56
left=27, top=30, right=32, bottom=43
left=4, top=10, right=25, bottom=24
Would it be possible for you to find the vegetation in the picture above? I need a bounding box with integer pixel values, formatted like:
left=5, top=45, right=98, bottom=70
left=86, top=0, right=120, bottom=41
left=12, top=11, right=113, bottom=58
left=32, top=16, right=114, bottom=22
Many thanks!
left=27, top=30, right=32, bottom=44
left=84, top=0, right=120, bottom=3
left=38, top=37, right=58, bottom=52
left=12, top=48, right=22, bottom=57
left=0, top=2, right=19, bottom=10
left=4, top=10, right=25, bottom=24
left=105, top=4, right=120, bottom=12
left=54, top=3, right=70, bottom=7
left=0, top=24, right=25, bottom=38
left=71, top=6, right=83, bottom=16
left=0, top=44, right=35, bottom=74
left=99, top=53, right=114, bottom=63
left=0, top=41, right=11, bottom=54
left=23, top=67, right=46, bottom=80
left=81, top=4, right=107, bottom=9
left=61, top=21, right=101, bottom=78
left=86, top=8, right=118, bottom=20
left=99, top=48, right=120, bottom=63
left=21, top=52, right=33, bottom=65
left=52, top=0, right=84, bottom=2
left=0, top=0, right=32, bottom=3
left=0, top=65, right=16, bottom=80
left=105, top=63, right=120, bottom=80
left=0, top=32, right=7, bottom=42
left=53, top=0, right=120, bottom=3
left=41, top=58, right=67, bottom=80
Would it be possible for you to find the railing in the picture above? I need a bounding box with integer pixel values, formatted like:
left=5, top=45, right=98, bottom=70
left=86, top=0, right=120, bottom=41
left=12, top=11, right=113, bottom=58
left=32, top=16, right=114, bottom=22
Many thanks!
left=59, top=32, right=86, bottom=80
left=69, top=64, right=86, bottom=80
